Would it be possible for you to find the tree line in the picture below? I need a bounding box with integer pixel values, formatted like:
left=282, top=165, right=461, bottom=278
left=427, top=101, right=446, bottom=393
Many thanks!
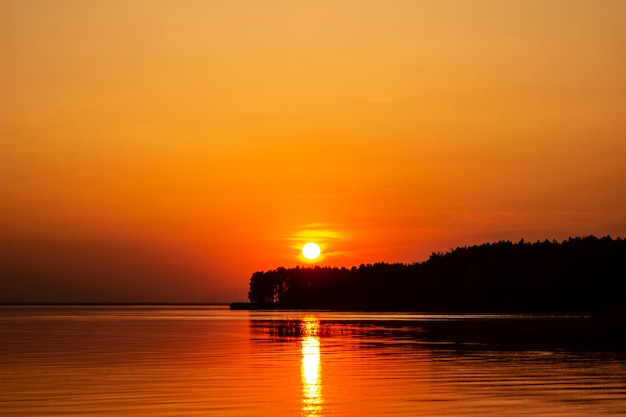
left=246, top=236, right=626, bottom=313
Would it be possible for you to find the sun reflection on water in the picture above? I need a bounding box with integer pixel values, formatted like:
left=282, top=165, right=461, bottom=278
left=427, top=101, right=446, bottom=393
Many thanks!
left=301, top=317, right=322, bottom=416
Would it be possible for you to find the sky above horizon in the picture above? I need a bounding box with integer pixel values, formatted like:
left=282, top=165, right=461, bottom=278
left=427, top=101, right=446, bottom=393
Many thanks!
left=2, top=0, right=625, bottom=303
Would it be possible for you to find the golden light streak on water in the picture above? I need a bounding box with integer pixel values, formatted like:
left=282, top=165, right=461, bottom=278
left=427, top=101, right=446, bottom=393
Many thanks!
left=301, top=317, right=322, bottom=417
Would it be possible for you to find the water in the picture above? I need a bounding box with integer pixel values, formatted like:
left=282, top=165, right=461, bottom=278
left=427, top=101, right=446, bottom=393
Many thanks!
left=1, top=306, right=625, bottom=416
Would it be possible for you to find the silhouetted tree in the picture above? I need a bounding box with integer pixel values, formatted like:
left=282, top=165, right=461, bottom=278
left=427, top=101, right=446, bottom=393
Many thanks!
left=246, top=236, right=626, bottom=313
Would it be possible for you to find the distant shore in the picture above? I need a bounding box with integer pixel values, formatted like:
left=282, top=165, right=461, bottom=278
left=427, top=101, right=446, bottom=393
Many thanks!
left=0, top=302, right=231, bottom=306
left=242, top=236, right=626, bottom=316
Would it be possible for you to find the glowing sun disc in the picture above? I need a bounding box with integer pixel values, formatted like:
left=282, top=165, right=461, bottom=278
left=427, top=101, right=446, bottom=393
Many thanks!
left=302, top=242, right=321, bottom=260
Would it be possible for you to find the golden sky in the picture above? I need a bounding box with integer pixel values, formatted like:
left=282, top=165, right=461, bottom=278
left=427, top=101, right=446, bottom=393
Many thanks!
left=2, top=1, right=625, bottom=302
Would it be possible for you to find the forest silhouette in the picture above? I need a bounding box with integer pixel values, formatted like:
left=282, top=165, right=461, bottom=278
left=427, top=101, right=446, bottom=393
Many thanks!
left=240, top=236, right=626, bottom=314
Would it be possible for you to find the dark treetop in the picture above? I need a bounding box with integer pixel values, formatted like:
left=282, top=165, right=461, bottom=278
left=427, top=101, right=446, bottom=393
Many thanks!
left=242, top=236, right=626, bottom=314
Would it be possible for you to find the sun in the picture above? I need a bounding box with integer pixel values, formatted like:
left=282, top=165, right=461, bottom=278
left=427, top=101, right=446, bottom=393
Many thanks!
left=302, top=242, right=321, bottom=260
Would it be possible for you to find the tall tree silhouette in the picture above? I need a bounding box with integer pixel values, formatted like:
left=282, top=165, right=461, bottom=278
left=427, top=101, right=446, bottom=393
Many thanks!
left=246, top=236, right=626, bottom=313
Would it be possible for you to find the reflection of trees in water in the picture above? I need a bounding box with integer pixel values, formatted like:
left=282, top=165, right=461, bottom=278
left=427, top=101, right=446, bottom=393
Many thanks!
left=251, top=315, right=626, bottom=352
left=265, top=319, right=332, bottom=338
left=301, top=317, right=322, bottom=417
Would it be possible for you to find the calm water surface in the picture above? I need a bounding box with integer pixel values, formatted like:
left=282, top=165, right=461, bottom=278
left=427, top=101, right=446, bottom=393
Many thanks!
left=1, top=306, right=625, bottom=416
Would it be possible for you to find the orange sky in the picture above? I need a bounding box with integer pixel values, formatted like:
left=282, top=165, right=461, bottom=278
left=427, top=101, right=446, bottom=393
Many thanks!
left=2, top=1, right=625, bottom=302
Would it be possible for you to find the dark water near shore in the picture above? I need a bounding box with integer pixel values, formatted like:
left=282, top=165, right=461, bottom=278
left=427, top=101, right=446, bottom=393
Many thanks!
left=1, top=306, right=625, bottom=416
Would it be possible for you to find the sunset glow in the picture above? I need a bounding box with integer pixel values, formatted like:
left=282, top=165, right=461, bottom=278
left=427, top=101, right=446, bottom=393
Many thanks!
left=1, top=1, right=625, bottom=303
left=302, top=243, right=322, bottom=261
